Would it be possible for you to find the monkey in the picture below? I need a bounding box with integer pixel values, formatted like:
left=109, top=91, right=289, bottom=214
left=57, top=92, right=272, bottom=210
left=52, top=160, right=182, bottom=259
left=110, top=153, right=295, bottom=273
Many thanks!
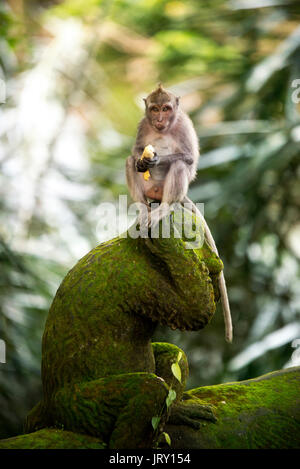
left=126, top=84, right=233, bottom=343
left=126, top=84, right=198, bottom=223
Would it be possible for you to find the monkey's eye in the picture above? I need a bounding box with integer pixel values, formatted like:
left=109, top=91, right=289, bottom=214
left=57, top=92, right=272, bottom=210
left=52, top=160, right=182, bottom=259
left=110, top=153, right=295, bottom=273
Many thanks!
left=151, top=106, right=159, bottom=113
left=162, top=106, right=171, bottom=112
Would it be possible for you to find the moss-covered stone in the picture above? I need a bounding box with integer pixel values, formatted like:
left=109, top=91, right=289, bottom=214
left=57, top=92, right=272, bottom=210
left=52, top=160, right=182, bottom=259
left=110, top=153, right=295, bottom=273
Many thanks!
left=166, top=366, right=300, bottom=449
left=152, top=342, right=189, bottom=401
left=1, top=367, right=299, bottom=449
left=0, top=428, right=105, bottom=449
left=4, top=210, right=297, bottom=449
left=22, top=212, right=223, bottom=448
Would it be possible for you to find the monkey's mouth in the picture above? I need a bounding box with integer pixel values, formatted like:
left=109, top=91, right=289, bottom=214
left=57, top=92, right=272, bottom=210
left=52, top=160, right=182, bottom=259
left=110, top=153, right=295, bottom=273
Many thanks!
left=155, top=123, right=166, bottom=131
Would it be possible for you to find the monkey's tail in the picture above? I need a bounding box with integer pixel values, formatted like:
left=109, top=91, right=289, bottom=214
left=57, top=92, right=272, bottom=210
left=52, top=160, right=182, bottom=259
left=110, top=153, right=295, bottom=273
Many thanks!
left=182, top=196, right=233, bottom=343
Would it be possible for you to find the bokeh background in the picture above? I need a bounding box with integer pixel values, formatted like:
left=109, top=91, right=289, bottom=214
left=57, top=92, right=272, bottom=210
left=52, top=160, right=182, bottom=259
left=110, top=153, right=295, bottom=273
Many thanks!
left=1, top=0, right=300, bottom=439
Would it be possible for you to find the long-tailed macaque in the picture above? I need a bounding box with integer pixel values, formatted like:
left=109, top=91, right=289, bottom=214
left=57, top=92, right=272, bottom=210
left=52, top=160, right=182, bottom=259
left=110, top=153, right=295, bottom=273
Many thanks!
left=126, top=84, right=233, bottom=343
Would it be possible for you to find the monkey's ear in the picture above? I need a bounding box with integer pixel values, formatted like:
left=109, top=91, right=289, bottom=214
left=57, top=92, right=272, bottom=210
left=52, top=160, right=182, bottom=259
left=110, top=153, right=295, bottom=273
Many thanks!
left=143, top=97, right=147, bottom=108
left=176, top=96, right=180, bottom=106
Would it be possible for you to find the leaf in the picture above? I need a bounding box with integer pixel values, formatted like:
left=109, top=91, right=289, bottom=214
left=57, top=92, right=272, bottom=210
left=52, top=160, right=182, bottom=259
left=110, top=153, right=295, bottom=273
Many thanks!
left=166, top=389, right=177, bottom=408
left=151, top=416, right=160, bottom=431
left=171, top=362, right=182, bottom=383
left=162, top=432, right=171, bottom=446
left=177, top=351, right=182, bottom=363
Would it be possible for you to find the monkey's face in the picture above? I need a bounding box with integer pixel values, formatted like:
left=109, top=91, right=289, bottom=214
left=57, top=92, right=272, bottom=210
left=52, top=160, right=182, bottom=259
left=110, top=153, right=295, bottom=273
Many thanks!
left=147, top=102, right=175, bottom=132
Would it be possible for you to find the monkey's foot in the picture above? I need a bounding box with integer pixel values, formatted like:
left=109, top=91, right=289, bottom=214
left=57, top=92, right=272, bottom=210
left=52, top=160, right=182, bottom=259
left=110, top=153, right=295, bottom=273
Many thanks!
left=168, top=399, right=217, bottom=429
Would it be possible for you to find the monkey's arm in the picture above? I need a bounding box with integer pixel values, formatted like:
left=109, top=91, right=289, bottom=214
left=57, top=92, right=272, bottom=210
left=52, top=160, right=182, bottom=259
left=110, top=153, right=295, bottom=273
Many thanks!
left=143, top=233, right=219, bottom=331
left=158, top=153, right=194, bottom=166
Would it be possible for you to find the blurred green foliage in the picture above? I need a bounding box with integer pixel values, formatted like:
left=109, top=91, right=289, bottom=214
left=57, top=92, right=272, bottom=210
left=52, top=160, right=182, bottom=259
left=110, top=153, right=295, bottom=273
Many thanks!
left=0, top=0, right=300, bottom=438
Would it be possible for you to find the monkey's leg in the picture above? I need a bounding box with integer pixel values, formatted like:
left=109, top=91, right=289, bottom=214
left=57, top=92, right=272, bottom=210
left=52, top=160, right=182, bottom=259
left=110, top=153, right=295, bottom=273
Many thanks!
left=152, top=342, right=217, bottom=427
left=51, top=372, right=169, bottom=449
left=126, top=155, right=148, bottom=205
left=126, top=155, right=152, bottom=227
left=182, top=195, right=233, bottom=343
left=149, top=160, right=189, bottom=228
left=144, top=232, right=220, bottom=330
left=152, top=342, right=189, bottom=401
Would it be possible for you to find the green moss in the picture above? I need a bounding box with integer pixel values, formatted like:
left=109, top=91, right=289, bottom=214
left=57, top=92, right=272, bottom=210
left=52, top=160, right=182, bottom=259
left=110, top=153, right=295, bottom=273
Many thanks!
left=22, top=211, right=224, bottom=448
left=3, top=367, right=299, bottom=449
left=153, top=342, right=189, bottom=401
left=195, top=241, right=224, bottom=274
left=0, top=429, right=105, bottom=449
left=167, top=367, right=300, bottom=449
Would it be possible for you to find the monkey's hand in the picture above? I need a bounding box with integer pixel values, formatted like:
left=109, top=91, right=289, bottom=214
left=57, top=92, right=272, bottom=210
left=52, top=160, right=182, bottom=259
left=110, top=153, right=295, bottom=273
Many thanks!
left=136, top=154, right=159, bottom=172
left=168, top=398, right=217, bottom=429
